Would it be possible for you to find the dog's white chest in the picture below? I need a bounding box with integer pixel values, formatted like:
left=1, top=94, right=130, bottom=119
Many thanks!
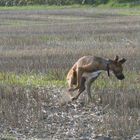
left=83, top=70, right=102, bottom=81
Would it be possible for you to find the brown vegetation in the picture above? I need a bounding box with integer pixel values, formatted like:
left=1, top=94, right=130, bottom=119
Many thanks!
left=0, top=8, right=139, bottom=140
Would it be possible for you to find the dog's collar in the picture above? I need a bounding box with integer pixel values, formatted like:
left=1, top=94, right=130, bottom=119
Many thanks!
left=107, top=63, right=110, bottom=76
left=106, top=60, right=111, bottom=77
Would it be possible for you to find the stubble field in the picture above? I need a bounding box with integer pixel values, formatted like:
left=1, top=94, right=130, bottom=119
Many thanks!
left=0, top=7, right=140, bottom=140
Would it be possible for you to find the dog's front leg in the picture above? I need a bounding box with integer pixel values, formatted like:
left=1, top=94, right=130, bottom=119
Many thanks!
left=86, top=78, right=96, bottom=102
left=86, top=71, right=101, bottom=102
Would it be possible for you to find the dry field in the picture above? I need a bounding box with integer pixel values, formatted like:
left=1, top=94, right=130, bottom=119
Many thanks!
left=0, top=7, right=140, bottom=140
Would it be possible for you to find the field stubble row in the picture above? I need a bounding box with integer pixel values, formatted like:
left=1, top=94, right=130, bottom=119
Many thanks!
left=0, top=13, right=140, bottom=74
left=0, top=8, right=140, bottom=140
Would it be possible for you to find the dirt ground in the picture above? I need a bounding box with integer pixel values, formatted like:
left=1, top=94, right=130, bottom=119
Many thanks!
left=0, top=86, right=105, bottom=139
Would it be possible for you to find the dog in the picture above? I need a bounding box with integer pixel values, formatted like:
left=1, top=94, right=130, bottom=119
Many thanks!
left=66, top=55, right=126, bottom=101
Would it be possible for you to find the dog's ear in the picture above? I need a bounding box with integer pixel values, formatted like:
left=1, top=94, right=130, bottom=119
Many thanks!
left=119, top=58, right=126, bottom=64
left=114, top=55, right=119, bottom=62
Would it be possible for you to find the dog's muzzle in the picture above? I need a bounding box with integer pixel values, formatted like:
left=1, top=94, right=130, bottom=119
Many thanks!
left=116, top=74, right=125, bottom=80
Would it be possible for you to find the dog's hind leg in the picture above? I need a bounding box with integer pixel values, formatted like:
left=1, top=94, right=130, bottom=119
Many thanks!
left=71, top=77, right=86, bottom=101
left=69, top=67, right=84, bottom=92
left=69, top=63, right=94, bottom=92
left=73, top=64, right=95, bottom=91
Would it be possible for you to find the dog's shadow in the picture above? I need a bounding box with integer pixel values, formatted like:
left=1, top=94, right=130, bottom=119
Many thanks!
left=59, top=91, right=73, bottom=106
left=59, top=90, right=94, bottom=107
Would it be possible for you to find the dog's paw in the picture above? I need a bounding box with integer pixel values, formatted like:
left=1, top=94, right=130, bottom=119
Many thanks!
left=71, top=96, right=78, bottom=101
left=68, top=86, right=79, bottom=92
left=68, top=88, right=74, bottom=92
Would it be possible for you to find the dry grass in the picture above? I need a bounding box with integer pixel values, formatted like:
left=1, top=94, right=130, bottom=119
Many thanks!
left=0, top=7, right=140, bottom=139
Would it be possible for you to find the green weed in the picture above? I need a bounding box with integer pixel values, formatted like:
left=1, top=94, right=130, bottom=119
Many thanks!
left=0, top=72, right=66, bottom=87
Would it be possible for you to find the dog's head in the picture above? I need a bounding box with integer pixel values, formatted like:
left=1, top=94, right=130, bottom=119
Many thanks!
left=109, top=55, right=126, bottom=80
left=66, top=68, right=77, bottom=88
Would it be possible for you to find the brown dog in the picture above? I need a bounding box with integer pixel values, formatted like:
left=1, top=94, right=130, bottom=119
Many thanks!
left=66, top=55, right=126, bottom=101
